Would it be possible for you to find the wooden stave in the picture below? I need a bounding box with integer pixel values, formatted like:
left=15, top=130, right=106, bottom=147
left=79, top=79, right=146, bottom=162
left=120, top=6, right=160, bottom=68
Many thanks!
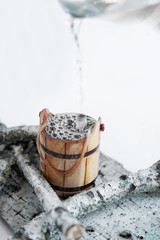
left=39, top=116, right=101, bottom=197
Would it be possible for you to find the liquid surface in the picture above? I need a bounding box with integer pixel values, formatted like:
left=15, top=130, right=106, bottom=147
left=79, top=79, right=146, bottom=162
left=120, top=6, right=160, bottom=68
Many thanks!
left=45, top=113, right=96, bottom=140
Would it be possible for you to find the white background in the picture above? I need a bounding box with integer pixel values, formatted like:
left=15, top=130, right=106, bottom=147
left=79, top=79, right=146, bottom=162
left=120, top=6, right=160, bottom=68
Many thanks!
left=0, top=1, right=160, bottom=170
left=0, top=1, right=160, bottom=239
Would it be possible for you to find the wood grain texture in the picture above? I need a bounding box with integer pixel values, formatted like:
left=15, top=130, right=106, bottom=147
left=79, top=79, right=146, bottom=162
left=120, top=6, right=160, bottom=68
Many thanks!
left=39, top=117, right=101, bottom=197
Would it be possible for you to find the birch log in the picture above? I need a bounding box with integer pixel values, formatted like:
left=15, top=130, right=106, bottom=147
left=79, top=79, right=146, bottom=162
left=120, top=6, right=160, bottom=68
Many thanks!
left=10, top=213, right=61, bottom=240
left=0, top=125, right=39, bottom=144
left=11, top=160, right=160, bottom=240
left=64, top=160, right=160, bottom=218
left=0, top=151, right=15, bottom=192
left=0, top=122, right=6, bottom=130
left=16, top=153, right=84, bottom=240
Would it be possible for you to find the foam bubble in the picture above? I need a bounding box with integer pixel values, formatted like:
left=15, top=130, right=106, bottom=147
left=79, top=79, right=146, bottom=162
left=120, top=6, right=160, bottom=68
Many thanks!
left=45, top=113, right=96, bottom=141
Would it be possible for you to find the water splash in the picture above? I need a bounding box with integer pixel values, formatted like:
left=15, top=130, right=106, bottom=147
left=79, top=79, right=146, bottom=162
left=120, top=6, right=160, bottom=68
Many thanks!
left=70, top=17, right=84, bottom=107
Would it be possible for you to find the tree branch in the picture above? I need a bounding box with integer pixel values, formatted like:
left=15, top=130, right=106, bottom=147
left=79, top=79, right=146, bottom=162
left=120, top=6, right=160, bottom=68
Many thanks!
left=0, top=125, right=39, bottom=144
left=64, top=160, right=160, bottom=218
left=16, top=153, right=84, bottom=240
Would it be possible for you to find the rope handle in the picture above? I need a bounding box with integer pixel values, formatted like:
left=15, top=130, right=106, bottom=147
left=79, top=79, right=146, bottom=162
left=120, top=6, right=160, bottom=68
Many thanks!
left=37, top=108, right=52, bottom=171
left=43, top=135, right=89, bottom=175
left=37, top=109, right=100, bottom=175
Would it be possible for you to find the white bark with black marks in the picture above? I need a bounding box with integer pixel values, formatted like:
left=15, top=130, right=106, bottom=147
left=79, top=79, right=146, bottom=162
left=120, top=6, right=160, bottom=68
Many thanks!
left=10, top=212, right=64, bottom=240
left=64, top=160, right=160, bottom=218
left=11, top=161, right=160, bottom=240
left=0, top=151, right=16, bottom=192
left=0, top=125, right=39, bottom=144
left=1, top=152, right=124, bottom=232
left=16, top=154, right=84, bottom=240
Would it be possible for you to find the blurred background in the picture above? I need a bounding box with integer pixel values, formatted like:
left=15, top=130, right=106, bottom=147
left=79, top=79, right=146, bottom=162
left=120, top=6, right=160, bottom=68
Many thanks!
left=0, top=0, right=160, bottom=173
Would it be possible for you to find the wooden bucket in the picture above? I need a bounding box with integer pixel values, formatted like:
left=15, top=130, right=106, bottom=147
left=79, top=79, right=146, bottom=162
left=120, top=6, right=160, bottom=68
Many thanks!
left=37, top=108, right=104, bottom=198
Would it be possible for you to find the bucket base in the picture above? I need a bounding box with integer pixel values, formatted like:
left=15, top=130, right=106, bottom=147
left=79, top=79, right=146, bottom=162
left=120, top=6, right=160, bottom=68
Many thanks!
left=50, top=180, right=96, bottom=199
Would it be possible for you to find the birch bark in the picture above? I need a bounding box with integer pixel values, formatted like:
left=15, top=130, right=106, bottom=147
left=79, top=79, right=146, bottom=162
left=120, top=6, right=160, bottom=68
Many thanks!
left=0, top=152, right=15, bottom=192
left=11, top=160, right=160, bottom=240
left=16, top=154, right=83, bottom=240
left=64, top=160, right=160, bottom=218
left=0, top=126, right=39, bottom=144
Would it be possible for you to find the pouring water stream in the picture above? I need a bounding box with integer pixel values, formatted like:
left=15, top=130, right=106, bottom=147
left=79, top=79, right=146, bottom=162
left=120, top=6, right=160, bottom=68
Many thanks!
left=60, top=0, right=160, bottom=112
left=70, top=18, right=84, bottom=107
